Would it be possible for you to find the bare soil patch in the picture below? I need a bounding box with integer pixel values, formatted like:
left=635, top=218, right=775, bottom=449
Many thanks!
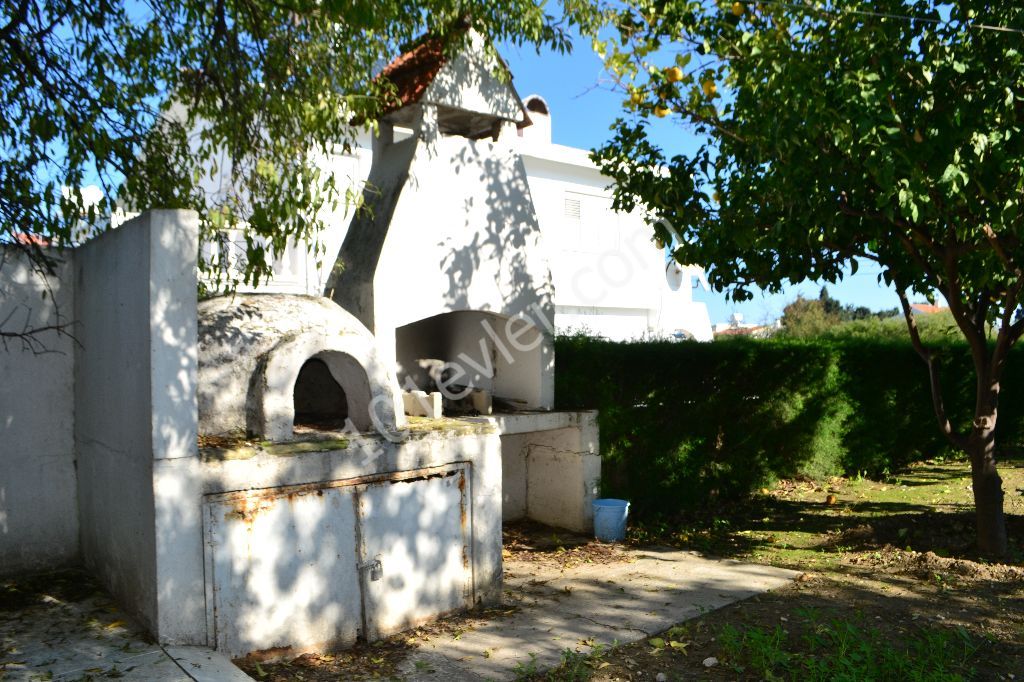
left=556, top=458, right=1024, bottom=681
left=503, top=520, right=631, bottom=570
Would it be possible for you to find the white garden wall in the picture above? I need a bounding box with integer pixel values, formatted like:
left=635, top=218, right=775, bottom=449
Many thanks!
left=0, top=249, right=78, bottom=575
left=73, top=210, right=199, bottom=633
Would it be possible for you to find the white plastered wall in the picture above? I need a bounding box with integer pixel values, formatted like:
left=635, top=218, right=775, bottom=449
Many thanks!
left=496, top=411, right=600, bottom=533
left=519, top=152, right=662, bottom=340
left=518, top=145, right=714, bottom=342
left=74, top=210, right=200, bottom=636
left=0, top=248, right=79, bottom=575
left=420, top=31, right=527, bottom=124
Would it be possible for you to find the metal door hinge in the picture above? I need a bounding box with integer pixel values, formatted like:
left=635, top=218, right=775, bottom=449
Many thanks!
left=359, top=556, right=383, bottom=581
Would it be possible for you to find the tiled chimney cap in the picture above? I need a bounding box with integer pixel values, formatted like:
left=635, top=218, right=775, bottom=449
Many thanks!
left=375, top=28, right=532, bottom=134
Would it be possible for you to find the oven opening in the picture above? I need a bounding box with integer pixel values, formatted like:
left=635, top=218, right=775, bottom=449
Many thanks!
left=293, top=357, right=349, bottom=431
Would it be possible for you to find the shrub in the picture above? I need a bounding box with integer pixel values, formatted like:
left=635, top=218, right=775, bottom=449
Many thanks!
left=554, top=335, right=1024, bottom=517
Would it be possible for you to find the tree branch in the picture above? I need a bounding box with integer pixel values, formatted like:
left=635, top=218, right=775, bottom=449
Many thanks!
left=0, top=0, right=30, bottom=42
left=898, top=289, right=967, bottom=449
left=0, top=306, right=78, bottom=355
left=982, top=223, right=1023, bottom=278
left=835, top=196, right=947, bottom=285
left=941, top=245, right=989, bottom=368
left=991, top=277, right=1024, bottom=380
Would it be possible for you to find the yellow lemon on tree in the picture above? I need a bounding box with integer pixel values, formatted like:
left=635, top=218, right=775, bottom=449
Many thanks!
left=702, top=80, right=717, bottom=97
left=732, top=1, right=745, bottom=16
left=654, top=105, right=671, bottom=118
left=630, top=90, right=644, bottom=106
left=664, top=66, right=683, bottom=83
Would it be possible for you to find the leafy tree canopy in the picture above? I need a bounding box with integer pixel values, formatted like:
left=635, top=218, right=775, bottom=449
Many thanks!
left=780, top=295, right=841, bottom=338
left=828, top=306, right=962, bottom=342
left=1, top=0, right=600, bottom=291
left=593, top=0, right=1024, bottom=555
left=595, top=1, right=1024, bottom=315
left=781, top=287, right=898, bottom=337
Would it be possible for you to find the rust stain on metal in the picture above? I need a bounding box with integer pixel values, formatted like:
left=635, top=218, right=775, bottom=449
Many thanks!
left=458, top=472, right=468, bottom=532
left=215, top=481, right=345, bottom=510
left=207, top=464, right=464, bottom=508
left=223, top=495, right=280, bottom=529
left=386, top=470, right=455, bottom=486
left=459, top=470, right=470, bottom=570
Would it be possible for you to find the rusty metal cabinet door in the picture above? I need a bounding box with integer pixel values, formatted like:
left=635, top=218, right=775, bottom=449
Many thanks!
left=203, top=485, right=362, bottom=658
left=356, top=466, right=472, bottom=641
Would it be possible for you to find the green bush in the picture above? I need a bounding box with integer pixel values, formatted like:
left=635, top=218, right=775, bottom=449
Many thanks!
left=554, top=335, right=1024, bottom=517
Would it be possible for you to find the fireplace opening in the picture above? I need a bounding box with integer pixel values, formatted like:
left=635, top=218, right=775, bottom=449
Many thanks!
left=395, top=310, right=549, bottom=414
left=293, top=358, right=349, bottom=430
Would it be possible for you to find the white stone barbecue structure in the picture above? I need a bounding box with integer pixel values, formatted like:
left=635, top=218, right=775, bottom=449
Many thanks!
left=0, top=31, right=600, bottom=660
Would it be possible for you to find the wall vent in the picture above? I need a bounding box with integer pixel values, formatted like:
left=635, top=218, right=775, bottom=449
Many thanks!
left=563, top=197, right=581, bottom=221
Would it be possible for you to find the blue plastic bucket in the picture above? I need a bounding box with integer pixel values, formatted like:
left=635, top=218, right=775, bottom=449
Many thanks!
left=593, top=498, right=630, bottom=542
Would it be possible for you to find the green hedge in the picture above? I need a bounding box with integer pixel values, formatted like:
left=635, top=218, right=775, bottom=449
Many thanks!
left=554, top=336, right=1024, bottom=517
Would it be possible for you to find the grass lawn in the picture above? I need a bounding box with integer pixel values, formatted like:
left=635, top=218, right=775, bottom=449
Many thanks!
left=540, top=455, right=1024, bottom=681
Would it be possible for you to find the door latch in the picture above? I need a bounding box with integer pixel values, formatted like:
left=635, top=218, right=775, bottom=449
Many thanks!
left=359, top=556, right=383, bottom=581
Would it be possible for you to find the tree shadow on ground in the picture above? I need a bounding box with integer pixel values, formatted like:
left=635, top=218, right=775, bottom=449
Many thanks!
left=888, top=464, right=975, bottom=486
left=625, top=492, right=1024, bottom=567
left=583, top=572, right=1024, bottom=682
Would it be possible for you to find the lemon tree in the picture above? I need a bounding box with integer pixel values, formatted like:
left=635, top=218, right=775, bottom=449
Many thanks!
left=594, top=1, right=1024, bottom=557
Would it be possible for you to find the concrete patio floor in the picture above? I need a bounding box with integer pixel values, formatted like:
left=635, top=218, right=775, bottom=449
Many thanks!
left=394, top=547, right=799, bottom=681
left=3, top=548, right=797, bottom=681
left=0, top=569, right=249, bottom=681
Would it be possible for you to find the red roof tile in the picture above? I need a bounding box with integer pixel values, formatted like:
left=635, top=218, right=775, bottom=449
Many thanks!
left=378, top=35, right=450, bottom=112
left=12, top=232, right=51, bottom=247
left=910, top=303, right=948, bottom=315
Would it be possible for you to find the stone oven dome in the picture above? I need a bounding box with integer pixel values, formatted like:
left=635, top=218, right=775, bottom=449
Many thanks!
left=197, top=294, right=406, bottom=441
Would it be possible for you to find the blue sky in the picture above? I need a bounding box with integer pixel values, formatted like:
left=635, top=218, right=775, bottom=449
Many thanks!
left=500, top=39, right=904, bottom=325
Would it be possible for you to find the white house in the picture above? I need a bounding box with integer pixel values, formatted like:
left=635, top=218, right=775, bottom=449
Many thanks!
left=513, top=95, right=713, bottom=342
left=221, top=75, right=714, bottom=344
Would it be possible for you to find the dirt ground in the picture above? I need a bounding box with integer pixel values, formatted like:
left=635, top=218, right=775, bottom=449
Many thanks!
left=577, top=552, right=1023, bottom=681
left=240, top=456, right=1024, bottom=681
left=575, top=457, right=1024, bottom=682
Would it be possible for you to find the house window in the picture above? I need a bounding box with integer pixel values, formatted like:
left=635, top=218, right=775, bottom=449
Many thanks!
left=563, top=192, right=621, bottom=252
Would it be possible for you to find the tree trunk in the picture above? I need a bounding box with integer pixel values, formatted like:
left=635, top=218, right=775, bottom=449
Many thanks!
left=897, top=288, right=1010, bottom=558
left=966, top=410, right=1008, bottom=558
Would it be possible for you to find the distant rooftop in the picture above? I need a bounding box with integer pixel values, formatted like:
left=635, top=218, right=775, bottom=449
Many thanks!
left=910, top=303, right=948, bottom=315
